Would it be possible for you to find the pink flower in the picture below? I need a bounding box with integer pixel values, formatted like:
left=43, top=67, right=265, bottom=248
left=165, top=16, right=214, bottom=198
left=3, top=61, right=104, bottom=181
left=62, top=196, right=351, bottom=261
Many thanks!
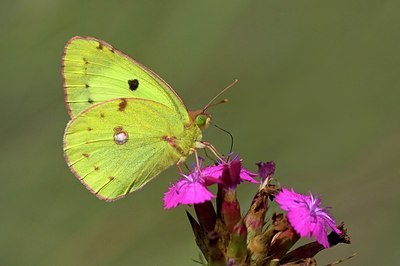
left=163, top=169, right=216, bottom=209
left=202, top=157, right=258, bottom=187
left=163, top=157, right=257, bottom=209
left=275, top=188, right=341, bottom=248
left=256, top=161, right=275, bottom=182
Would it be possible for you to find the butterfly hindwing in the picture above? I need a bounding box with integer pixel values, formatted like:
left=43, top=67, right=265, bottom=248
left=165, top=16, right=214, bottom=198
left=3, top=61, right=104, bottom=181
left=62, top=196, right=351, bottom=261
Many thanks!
left=63, top=98, right=199, bottom=201
left=62, top=36, right=189, bottom=121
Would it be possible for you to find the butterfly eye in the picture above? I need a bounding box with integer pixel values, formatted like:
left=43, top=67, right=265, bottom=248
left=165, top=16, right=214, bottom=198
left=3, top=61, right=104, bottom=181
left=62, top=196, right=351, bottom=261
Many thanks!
left=195, top=114, right=211, bottom=129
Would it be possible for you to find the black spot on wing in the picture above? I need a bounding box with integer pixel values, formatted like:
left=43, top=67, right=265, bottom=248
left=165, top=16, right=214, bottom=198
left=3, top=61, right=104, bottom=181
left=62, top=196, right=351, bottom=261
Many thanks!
left=128, top=79, right=139, bottom=91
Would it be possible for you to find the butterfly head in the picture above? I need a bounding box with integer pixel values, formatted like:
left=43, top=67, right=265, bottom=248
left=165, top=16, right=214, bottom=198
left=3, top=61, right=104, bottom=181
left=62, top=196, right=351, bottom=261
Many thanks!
left=189, top=110, right=212, bottom=129
left=195, top=113, right=212, bottom=129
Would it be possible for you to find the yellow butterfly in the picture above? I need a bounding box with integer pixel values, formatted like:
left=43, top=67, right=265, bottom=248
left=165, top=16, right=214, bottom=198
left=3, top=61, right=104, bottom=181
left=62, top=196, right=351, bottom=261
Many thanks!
left=63, top=36, right=230, bottom=201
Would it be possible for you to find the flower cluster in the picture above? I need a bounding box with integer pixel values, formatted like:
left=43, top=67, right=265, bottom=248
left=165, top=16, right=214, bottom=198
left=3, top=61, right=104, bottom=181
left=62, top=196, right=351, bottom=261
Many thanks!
left=164, top=157, right=257, bottom=208
left=163, top=157, right=351, bottom=265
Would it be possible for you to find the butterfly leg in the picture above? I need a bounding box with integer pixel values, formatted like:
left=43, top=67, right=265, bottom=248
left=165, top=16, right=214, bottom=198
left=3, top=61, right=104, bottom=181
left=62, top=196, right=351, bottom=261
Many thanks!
left=200, top=141, right=225, bottom=162
left=193, top=148, right=202, bottom=173
left=176, top=158, right=184, bottom=174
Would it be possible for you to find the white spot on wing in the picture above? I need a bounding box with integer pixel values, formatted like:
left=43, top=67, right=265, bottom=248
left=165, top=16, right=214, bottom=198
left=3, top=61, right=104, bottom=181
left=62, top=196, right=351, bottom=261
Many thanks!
left=113, top=127, right=128, bottom=145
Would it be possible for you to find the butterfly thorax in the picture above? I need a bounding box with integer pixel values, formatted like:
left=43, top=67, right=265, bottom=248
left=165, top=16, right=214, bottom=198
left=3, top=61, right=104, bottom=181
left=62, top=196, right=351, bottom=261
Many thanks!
left=168, top=121, right=203, bottom=159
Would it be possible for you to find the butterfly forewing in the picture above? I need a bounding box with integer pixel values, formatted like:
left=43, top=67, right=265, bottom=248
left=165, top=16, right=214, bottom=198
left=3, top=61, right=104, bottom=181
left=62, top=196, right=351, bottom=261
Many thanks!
left=62, top=36, right=189, bottom=121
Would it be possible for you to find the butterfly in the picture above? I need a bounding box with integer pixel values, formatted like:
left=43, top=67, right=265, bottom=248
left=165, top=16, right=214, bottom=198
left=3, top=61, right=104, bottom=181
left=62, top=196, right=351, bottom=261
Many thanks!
left=62, top=36, right=230, bottom=201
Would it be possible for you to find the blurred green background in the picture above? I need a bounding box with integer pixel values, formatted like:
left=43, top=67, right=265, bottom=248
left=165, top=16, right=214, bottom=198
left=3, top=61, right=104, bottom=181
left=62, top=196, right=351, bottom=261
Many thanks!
left=1, top=0, right=399, bottom=265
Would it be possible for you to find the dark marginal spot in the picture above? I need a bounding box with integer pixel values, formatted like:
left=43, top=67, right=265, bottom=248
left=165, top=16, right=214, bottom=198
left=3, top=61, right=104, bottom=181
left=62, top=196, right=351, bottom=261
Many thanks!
left=87, top=127, right=93, bottom=131
left=128, top=79, right=139, bottom=91
left=94, top=166, right=100, bottom=171
left=118, top=99, right=127, bottom=111
left=110, top=47, right=115, bottom=53
left=97, top=42, right=103, bottom=50
left=88, top=98, right=94, bottom=104
left=82, top=153, right=90, bottom=158
left=100, top=113, right=105, bottom=118
left=108, top=176, right=115, bottom=181
left=85, top=84, right=90, bottom=88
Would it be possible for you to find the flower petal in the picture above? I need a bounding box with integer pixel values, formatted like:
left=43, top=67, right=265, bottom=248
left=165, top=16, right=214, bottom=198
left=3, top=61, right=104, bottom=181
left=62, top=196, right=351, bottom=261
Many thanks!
left=163, top=179, right=215, bottom=209
left=163, top=180, right=184, bottom=209
left=240, top=168, right=258, bottom=183
left=256, top=161, right=276, bottom=181
left=179, top=181, right=215, bottom=205
left=275, top=187, right=340, bottom=248
left=201, top=164, right=224, bottom=178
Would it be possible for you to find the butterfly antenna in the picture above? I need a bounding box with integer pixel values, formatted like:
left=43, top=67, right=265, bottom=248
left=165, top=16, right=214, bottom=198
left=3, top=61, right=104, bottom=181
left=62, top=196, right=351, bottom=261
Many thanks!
left=212, top=123, right=234, bottom=154
left=202, top=79, right=238, bottom=112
